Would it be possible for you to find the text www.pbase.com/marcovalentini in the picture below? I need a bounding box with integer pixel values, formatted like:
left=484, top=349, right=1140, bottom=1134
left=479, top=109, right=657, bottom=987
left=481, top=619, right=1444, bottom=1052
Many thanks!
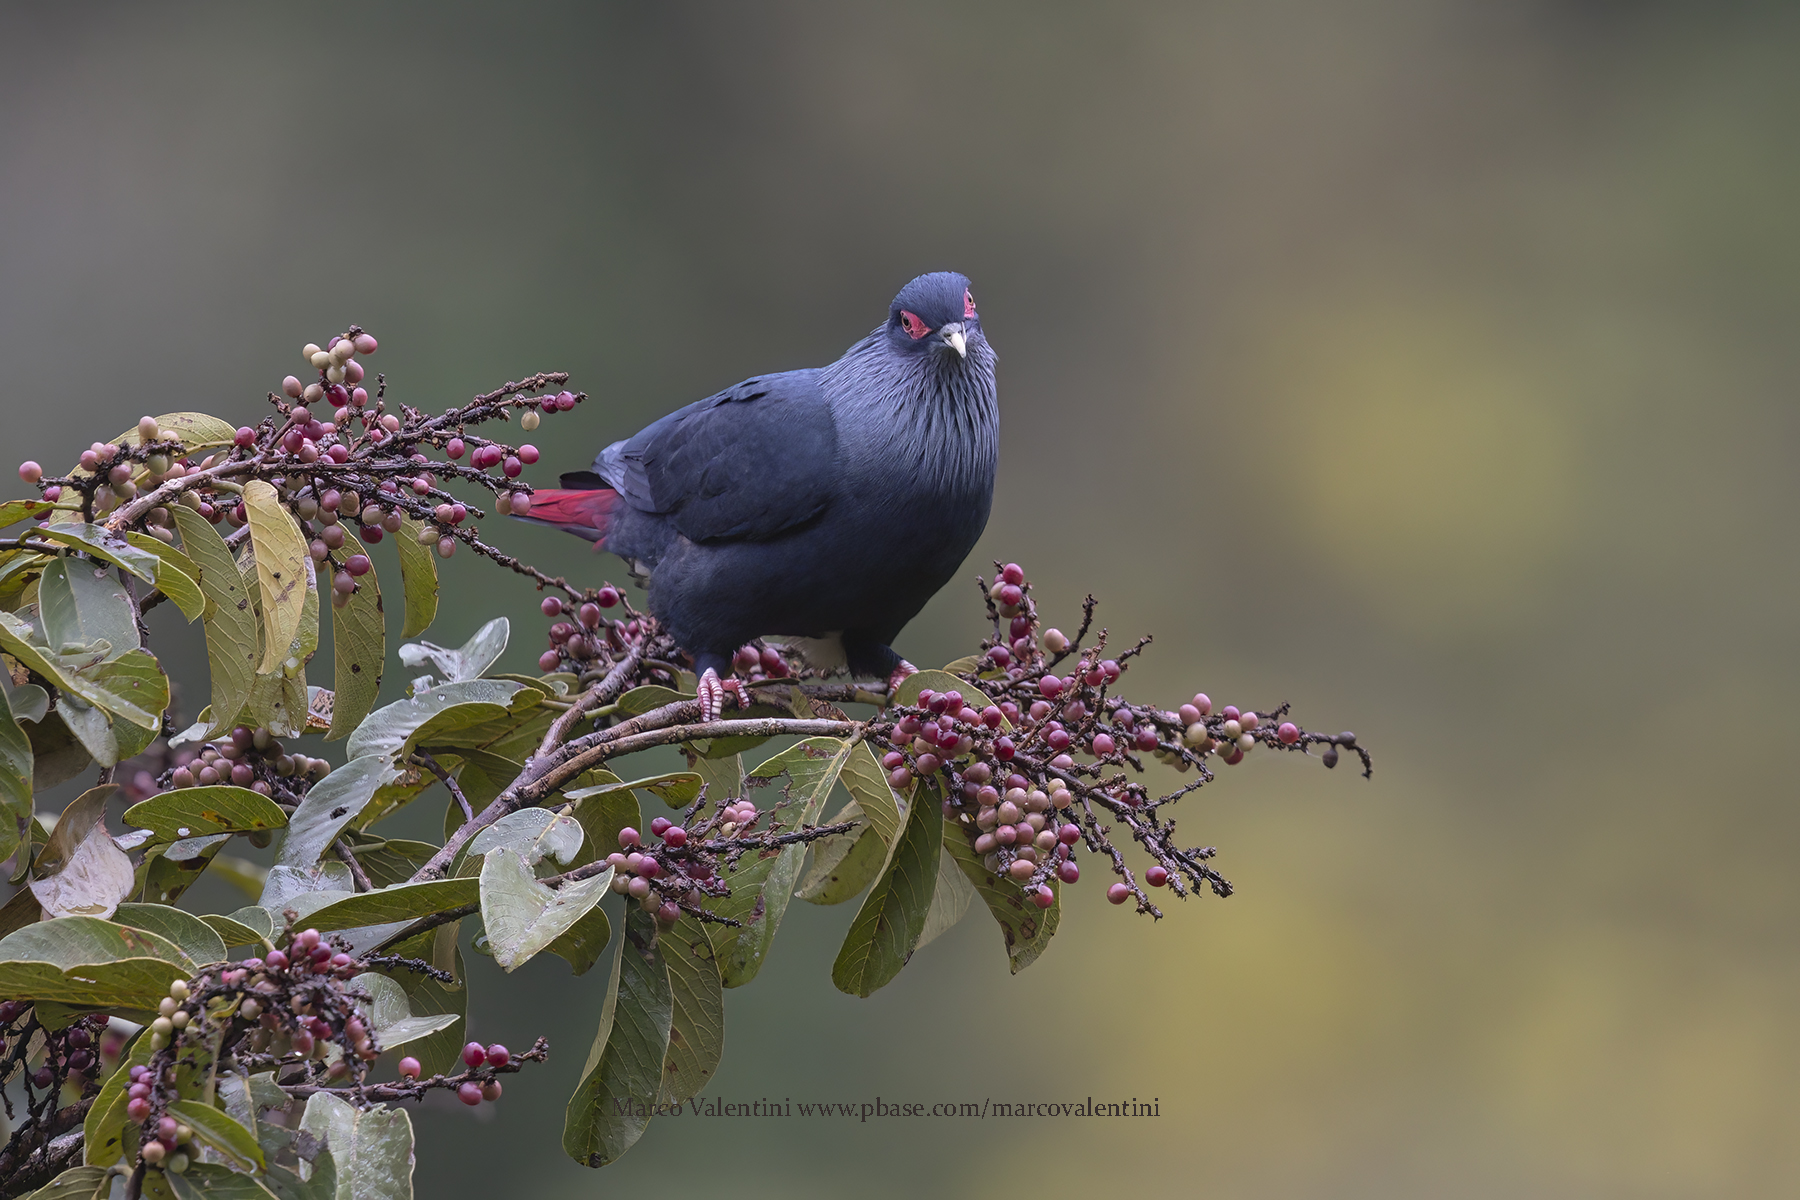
left=611, top=1097, right=1161, bottom=1123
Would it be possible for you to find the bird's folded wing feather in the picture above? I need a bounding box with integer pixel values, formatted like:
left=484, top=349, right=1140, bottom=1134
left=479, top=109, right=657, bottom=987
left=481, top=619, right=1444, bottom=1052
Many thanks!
left=597, top=369, right=840, bottom=544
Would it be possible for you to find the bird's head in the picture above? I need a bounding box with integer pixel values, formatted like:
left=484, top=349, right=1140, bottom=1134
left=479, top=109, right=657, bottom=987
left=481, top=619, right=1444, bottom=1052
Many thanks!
left=886, top=271, right=983, bottom=362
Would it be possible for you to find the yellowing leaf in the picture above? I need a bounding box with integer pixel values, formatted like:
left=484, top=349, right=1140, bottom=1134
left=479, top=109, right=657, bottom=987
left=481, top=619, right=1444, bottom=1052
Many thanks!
left=394, top=516, right=438, bottom=638
left=170, top=505, right=256, bottom=736
left=242, top=480, right=307, bottom=673
left=328, top=528, right=384, bottom=740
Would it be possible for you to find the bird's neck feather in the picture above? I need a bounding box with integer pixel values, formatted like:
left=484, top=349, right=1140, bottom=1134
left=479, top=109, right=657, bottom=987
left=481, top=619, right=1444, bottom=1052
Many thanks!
left=822, top=330, right=999, bottom=501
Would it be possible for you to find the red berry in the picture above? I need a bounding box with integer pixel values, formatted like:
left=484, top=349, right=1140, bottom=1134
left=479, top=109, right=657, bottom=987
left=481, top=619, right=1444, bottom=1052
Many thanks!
left=1240, top=711, right=1259, bottom=731
left=1221, top=705, right=1240, bottom=721
left=1107, top=883, right=1131, bottom=905
left=889, top=767, right=913, bottom=789
left=235, top=426, right=256, bottom=447
left=579, top=602, right=601, bottom=628
left=538, top=649, right=560, bottom=672
left=1038, top=675, right=1063, bottom=699
left=1091, top=732, right=1115, bottom=756
left=1058, top=823, right=1080, bottom=844
left=127, top=1097, right=152, bottom=1121
left=353, top=333, right=378, bottom=355
left=462, top=1042, right=486, bottom=1068
left=398, top=1056, right=421, bottom=1079
left=998, top=584, right=1023, bottom=607
left=503, top=457, right=522, bottom=478
left=17, top=461, right=41, bottom=483
left=265, top=950, right=289, bottom=969
left=484, top=1043, right=510, bottom=1068
left=1278, top=722, right=1299, bottom=744
left=481, top=1080, right=503, bottom=1101
left=597, top=586, right=620, bottom=608
left=518, top=444, right=539, bottom=464
left=541, top=596, right=563, bottom=617
left=446, top=438, right=465, bottom=459
left=664, top=826, right=687, bottom=847
left=1145, top=866, right=1169, bottom=887
left=1134, top=728, right=1159, bottom=752
left=1002, top=563, right=1024, bottom=585
left=1057, top=861, right=1080, bottom=884
left=618, top=827, right=640, bottom=847
left=1192, top=693, right=1212, bottom=716
left=987, top=645, right=1011, bottom=667
left=981, top=706, right=1003, bottom=728
left=345, top=554, right=371, bottom=576
left=458, top=1082, right=482, bottom=1106
left=994, top=736, right=1015, bottom=761
left=650, top=817, right=672, bottom=837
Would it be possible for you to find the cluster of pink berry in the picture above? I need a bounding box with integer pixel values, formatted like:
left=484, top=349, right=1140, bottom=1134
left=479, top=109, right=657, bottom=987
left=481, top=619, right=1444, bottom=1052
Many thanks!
left=535, top=589, right=630, bottom=673
left=124, top=1067, right=197, bottom=1172
left=429, top=1041, right=510, bottom=1106
left=0, top=1002, right=102, bottom=1093
left=598, top=797, right=775, bottom=926
left=156, top=724, right=331, bottom=803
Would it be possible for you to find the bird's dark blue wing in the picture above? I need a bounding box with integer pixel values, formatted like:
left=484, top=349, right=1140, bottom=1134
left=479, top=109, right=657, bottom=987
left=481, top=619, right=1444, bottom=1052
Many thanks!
left=594, top=369, right=838, bottom=544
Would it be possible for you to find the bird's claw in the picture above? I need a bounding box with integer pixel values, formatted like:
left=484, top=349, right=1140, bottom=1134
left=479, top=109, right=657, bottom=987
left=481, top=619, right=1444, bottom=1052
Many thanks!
left=697, top=669, right=748, bottom=723
left=886, top=661, right=918, bottom=701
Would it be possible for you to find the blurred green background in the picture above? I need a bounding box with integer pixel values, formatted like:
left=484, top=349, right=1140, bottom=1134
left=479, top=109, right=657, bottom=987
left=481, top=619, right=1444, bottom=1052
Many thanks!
left=5, top=2, right=1799, bottom=1195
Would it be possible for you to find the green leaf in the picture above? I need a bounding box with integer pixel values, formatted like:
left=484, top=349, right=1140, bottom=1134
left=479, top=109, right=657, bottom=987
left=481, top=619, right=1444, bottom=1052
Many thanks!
left=38, top=556, right=137, bottom=662
left=0, top=685, right=34, bottom=867
left=123, top=532, right=207, bottom=622
left=240, top=547, right=316, bottom=736
left=171, top=505, right=258, bottom=737
left=170, top=1098, right=267, bottom=1173
left=298, top=1091, right=415, bottom=1200
left=564, top=774, right=636, bottom=864
left=709, top=737, right=852, bottom=987
left=138, top=837, right=239, bottom=908
left=0, top=497, right=56, bottom=529
left=346, top=972, right=460, bottom=1050
left=479, top=849, right=613, bottom=971
left=942, top=814, right=1062, bottom=973
left=259, top=861, right=356, bottom=911
left=85, top=1028, right=154, bottom=1167
left=659, top=915, right=724, bottom=1107
left=113, top=412, right=241, bottom=456
left=125, top=785, right=288, bottom=841
left=796, top=808, right=885, bottom=905
left=684, top=750, right=743, bottom=810
left=23, top=710, right=90, bottom=789
left=278, top=756, right=402, bottom=868
left=242, top=480, right=309, bottom=673
left=167, top=1160, right=338, bottom=1199
left=565, top=771, right=704, bottom=811
left=303, top=879, right=478, bottom=932
left=396, top=617, right=506, bottom=685
left=832, top=775, right=945, bottom=997
left=0, top=916, right=195, bottom=1008
left=563, top=907, right=672, bottom=1168
left=615, top=685, right=690, bottom=716
left=543, top=900, right=612, bottom=976
left=34, top=523, right=159, bottom=582
left=202, top=907, right=276, bottom=950
left=343, top=679, right=523, bottom=762
left=327, top=527, right=384, bottom=741
left=20, top=1165, right=112, bottom=1199
left=915, top=847, right=977, bottom=951
left=393, top=517, right=438, bottom=640
left=837, top=740, right=906, bottom=849
left=115, top=903, right=228, bottom=964
left=0, top=614, right=169, bottom=728
left=373, top=933, right=465, bottom=1077
left=466, top=809, right=584, bottom=868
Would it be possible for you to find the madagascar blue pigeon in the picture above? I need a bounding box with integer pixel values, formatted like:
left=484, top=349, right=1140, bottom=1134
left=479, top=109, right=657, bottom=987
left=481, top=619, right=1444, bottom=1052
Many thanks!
left=523, top=271, right=998, bottom=719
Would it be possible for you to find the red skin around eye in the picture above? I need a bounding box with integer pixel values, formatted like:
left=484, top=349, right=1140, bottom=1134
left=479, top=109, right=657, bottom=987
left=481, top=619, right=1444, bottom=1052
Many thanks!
left=964, top=290, right=976, bottom=318
left=900, top=310, right=930, bottom=339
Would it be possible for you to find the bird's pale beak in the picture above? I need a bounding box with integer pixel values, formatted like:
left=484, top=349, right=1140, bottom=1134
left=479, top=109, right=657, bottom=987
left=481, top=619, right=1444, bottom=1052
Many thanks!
left=940, top=323, right=968, bottom=359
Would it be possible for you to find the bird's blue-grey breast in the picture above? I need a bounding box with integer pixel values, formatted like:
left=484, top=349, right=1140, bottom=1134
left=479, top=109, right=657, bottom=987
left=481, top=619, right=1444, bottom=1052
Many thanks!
left=522, top=271, right=997, bottom=688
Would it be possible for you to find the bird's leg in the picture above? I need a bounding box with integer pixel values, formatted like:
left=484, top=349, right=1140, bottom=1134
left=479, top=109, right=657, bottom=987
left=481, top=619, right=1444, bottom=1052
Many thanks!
left=886, top=660, right=918, bottom=699
left=697, top=667, right=748, bottom=723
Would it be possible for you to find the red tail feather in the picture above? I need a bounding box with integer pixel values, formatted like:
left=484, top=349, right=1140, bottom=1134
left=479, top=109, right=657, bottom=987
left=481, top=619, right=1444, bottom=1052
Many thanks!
left=517, top=488, right=617, bottom=545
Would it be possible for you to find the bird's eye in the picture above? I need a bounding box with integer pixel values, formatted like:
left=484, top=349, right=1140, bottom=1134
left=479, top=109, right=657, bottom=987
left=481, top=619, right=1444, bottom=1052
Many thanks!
left=964, top=290, right=976, bottom=318
left=899, top=311, right=930, bottom=340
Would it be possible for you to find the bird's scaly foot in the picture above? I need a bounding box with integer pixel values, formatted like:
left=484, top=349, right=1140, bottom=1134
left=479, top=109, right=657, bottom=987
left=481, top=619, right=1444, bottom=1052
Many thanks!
left=886, top=660, right=918, bottom=700
left=697, top=668, right=748, bottom=723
